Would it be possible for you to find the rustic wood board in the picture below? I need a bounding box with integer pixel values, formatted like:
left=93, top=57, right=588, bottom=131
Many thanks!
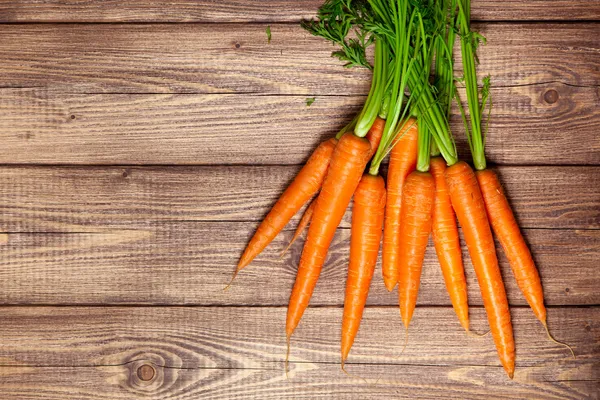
left=0, top=0, right=598, bottom=397
left=0, top=24, right=598, bottom=95
left=0, top=222, right=597, bottom=306
left=1, top=85, right=598, bottom=165
left=1, top=166, right=598, bottom=232
left=1, top=0, right=599, bottom=22
left=0, top=307, right=596, bottom=399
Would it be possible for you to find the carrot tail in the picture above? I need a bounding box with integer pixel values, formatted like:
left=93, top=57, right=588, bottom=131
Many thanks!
left=430, top=157, right=469, bottom=331
left=476, top=169, right=547, bottom=323
left=397, top=170, right=435, bottom=328
left=280, top=197, right=317, bottom=258
left=382, top=118, right=419, bottom=291
left=446, top=161, right=515, bottom=379
left=232, top=138, right=337, bottom=284
left=543, top=320, right=575, bottom=358
left=341, top=174, right=386, bottom=364
left=286, top=133, right=372, bottom=339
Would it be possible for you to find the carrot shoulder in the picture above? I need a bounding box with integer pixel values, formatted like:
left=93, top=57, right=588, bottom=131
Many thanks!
left=286, top=133, right=371, bottom=339
left=446, top=161, right=515, bottom=378
left=341, top=174, right=386, bottom=364
left=430, top=157, right=469, bottom=331
left=476, top=169, right=546, bottom=323
left=382, top=118, right=419, bottom=291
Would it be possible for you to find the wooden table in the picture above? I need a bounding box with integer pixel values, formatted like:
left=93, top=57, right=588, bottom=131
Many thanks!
left=0, top=1, right=598, bottom=399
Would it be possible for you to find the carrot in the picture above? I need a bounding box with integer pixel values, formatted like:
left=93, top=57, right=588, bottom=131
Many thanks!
left=341, top=174, right=386, bottom=365
left=430, top=157, right=469, bottom=331
left=281, top=197, right=316, bottom=257
left=286, top=132, right=371, bottom=340
left=397, top=171, right=435, bottom=327
left=476, top=169, right=573, bottom=356
left=382, top=118, right=419, bottom=291
left=366, top=117, right=385, bottom=158
left=446, top=161, right=515, bottom=378
left=281, top=116, right=386, bottom=257
left=232, top=138, right=337, bottom=281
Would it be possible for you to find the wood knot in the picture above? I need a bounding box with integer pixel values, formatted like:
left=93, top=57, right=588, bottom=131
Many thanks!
left=137, top=364, right=156, bottom=382
left=544, top=89, right=559, bottom=104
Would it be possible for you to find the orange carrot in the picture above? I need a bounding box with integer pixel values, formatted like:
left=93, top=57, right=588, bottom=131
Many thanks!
left=446, top=161, right=515, bottom=378
left=341, top=174, right=386, bottom=365
left=476, top=170, right=544, bottom=321
left=366, top=117, right=385, bottom=158
left=286, top=133, right=371, bottom=340
left=281, top=197, right=317, bottom=256
left=281, top=117, right=385, bottom=257
left=430, top=157, right=469, bottom=331
left=397, top=171, right=435, bottom=328
left=233, top=138, right=337, bottom=280
left=382, top=118, right=419, bottom=291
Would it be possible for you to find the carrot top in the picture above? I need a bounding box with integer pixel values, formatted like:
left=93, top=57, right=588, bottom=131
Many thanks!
left=455, top=0, right=492, bottom=170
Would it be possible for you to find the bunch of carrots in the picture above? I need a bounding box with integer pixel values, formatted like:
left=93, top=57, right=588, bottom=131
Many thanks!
left=228, top=0, right=572, bottom=379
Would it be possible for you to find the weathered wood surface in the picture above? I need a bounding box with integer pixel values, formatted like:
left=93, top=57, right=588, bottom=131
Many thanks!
left=0, top=24, right=597, bottom=96
left=0, top=222, right=597, bottom=305
left=1, top=166, right=598, bottom=232
left=0, top=307, right=597, bottom=399
left=1, top=84, right=598, bottom=165
left=2, top=364, right=597, bottom=400
left=0, top=0, right=598, bottom=398
left=1, top=0, right=599, bottom=22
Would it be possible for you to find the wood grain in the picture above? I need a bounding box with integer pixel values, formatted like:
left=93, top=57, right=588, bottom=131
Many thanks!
left=1, top=0, right=598, bottom=22
left=0, top=222, right=597, bottom=305
left=1, top=363, right=597, bottom=400
left=1, top=84, right=598, bottom=165
left=1, top=166, right=598, bottom=232
left=0, top=307, right=597, bottom=399
left=0, top=24, right=597, bottom=95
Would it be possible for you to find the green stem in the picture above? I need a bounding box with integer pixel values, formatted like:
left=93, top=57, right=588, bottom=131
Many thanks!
left=457, top=0, right=487, bottom=170
left=416, top=114, right=431, bottom=172
left=355, top=39, right=387, bottom=137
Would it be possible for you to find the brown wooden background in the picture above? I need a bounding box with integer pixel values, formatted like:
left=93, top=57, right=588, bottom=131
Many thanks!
left=0, top=1, right=599, bottom=399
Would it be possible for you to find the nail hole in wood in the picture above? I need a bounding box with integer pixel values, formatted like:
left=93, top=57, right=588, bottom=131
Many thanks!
left=544, top=89, right=559, bottom=104
left=235, top=43, right=241, bottom=49
left=71, top=115, right=76, bottom=119
left=565, top=287, right=570, bottom=293
left=137, top=364, right=155, bottom=382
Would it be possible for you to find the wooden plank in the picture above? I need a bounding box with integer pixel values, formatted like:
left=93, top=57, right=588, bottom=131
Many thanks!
left=1, top=363, right=597, bottom=400
left=0, top=85, right=598, bottom=165
left=0, top=24, right=597, bottom=95
left=1, top=166, right=598, bottom=232
left=1, top=0, right=598, bottom=22
left=0, top=223, right=597, bottom=305
left=0, top=307, right=596, bottom=368
left=0, top=307, right=596, bottom=399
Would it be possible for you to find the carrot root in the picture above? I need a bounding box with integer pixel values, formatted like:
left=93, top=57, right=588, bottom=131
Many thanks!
left=285, top=335, right=291, bottom=379
left=543, top=320, right=575, bottom=358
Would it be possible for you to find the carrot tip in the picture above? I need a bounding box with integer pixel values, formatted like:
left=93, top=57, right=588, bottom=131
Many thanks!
left=508, top=371, right=514, bottom=380
left=398, top=325, right=409, bottom=356
left=223, top=269, right=239, bottom=291
left=341, top=361, right=368, bottom=384
left=543, top=321, right=575, bottom=359
left=466, top=329, right=490, bottom=338
left=285, top=335, right=291, bottom=379
left=383, top=280, right=396, bottom=292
